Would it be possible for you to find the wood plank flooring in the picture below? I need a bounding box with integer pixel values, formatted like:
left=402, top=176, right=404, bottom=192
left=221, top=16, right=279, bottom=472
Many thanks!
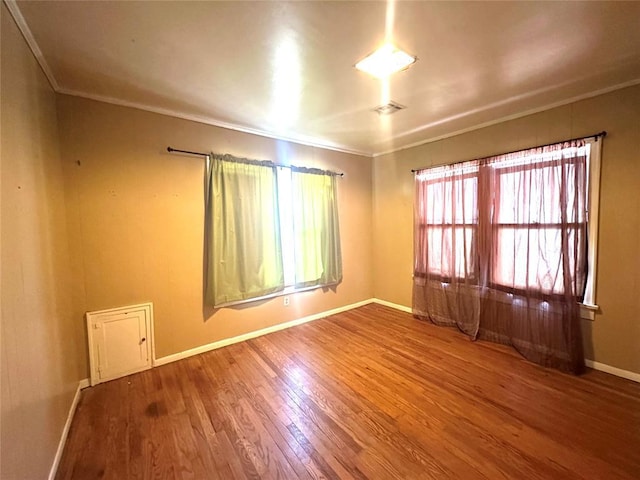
left=56, top=304, right=640, bottom=479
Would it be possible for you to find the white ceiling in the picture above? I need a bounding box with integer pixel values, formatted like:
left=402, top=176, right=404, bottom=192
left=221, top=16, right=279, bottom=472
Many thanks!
left=9, top=1, right=640, bottom=156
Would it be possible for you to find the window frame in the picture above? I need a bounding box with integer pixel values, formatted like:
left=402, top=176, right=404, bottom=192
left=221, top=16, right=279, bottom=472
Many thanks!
left=414, top=138, right=602, bottom=320
left=213, top=163, right=340, bottom=308
left=489, top=154, right=589, bottom=299
left=414, top=167, right=480, bottom=283
left=580, top=138, right=602, bottom=319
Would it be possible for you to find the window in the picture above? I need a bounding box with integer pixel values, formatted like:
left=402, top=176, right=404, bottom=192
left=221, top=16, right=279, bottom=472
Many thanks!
left=415, top=138, right=601, bottom=312
left=277, top=166, right=342, bottom=290
left=491, top=146, right=588, bottom=297
left=205, top=154, right=342, bottom=307
left=414, top=137, right=603, bottom=372
left=415, top=162, right=479, bottom=282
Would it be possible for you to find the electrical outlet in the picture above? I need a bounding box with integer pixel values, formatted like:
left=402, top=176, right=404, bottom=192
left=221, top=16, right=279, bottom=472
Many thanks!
left=283, top=296, right=290, bottom=306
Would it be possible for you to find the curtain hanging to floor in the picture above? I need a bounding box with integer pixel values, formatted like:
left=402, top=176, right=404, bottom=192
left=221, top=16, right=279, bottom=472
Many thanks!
left=413, top=140, right=589, bottom=373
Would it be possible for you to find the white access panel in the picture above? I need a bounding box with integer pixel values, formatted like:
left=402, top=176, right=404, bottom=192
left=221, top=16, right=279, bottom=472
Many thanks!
left=86, top=303, right=155, bottom=386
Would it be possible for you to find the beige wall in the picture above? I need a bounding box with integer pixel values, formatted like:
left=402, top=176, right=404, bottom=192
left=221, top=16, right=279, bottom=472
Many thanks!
left=56, top=95, right=373, bottom=363
left=373, top=84, right=640, bottom=375
left=1, top=4, right=84, bottom=478
left=2, top=10, right=637, bottom=477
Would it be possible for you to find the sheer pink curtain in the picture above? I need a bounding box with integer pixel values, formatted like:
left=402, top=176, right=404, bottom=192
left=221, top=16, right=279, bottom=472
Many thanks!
left=413, top=141, right=588, bottom=373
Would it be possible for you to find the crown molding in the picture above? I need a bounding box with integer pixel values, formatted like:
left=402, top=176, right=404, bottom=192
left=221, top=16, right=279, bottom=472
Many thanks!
left=4, top=0, right=59, bottom=91
left=372, top=78, right=640, bottom=157
left=5, top=0, right=371, bottom=158
left=7, top=0, right=638, bottom=160
left=56, top=87, right=373, bottom=158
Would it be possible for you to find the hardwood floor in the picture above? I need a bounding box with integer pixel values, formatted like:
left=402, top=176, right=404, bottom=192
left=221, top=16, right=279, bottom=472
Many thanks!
left=56, top=303, right=640, bottom=479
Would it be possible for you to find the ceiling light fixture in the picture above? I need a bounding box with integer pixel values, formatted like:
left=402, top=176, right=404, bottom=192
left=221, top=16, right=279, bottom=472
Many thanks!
left=355, top=43, right=417, bottom=79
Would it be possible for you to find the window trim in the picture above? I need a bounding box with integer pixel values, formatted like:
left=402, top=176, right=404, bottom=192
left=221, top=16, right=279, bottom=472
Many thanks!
left=580, top=138, right=602, bottom=320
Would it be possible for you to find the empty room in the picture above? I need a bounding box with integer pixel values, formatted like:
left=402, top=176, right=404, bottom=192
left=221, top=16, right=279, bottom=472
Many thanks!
left=2, top=1, right=640, bottom=479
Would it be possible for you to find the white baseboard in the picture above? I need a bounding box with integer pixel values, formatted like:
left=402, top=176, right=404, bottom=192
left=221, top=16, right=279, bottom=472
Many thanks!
left=48, top=300, right=638, bottom=480
left=46, top=299, right=639, bottom=480
left=371, top=298, right=640, bottom=384
left=585, top=359, right=640, bottom=383
left=48, top=378, right=90, bottom=480
left=372, top=298, right=412, bottom=313
left=154, top=298, right=375, bottom=366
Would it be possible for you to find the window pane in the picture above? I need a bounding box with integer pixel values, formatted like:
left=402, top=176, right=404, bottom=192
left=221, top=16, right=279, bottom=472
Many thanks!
left=425, top=226, right=474, bottom=279
left=422, top=175, right=477, bottom=224
left=276, top=167, right=295, bottom=286
left=494, top=227, right=582, bottom=294
left=496, top=165, right=561, bottom=224
left=496, top=154, right=588, bottom=225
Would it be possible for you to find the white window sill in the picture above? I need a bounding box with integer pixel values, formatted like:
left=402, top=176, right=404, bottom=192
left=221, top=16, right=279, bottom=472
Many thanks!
left=215, top=283, right=329, bottom=309
left=580, top=303, right=598, bottom=321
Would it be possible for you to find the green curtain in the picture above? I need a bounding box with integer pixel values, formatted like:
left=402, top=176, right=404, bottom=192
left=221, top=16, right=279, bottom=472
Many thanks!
left=291, top=169, right=342, bottom=288
left=205, top=154, right=284, bottom=306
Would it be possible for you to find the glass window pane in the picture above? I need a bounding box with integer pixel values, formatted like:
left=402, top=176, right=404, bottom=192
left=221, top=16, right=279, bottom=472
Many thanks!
left=277, top=167, right=295, bottom=286
left=494, top=227, right=583, bottom=294
left=424, top=226, right=474, bottom=279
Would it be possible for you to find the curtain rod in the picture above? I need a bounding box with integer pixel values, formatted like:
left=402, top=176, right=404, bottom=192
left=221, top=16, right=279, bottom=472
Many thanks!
left=167, top=146, right=209, bottom=157
left=410, top=131, right=607, bottom=173
left=167, top=146, right=344, bottom=176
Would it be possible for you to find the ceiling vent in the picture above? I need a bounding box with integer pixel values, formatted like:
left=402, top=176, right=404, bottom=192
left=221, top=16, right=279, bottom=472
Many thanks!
left=374, top=101, right=406, bottom=116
